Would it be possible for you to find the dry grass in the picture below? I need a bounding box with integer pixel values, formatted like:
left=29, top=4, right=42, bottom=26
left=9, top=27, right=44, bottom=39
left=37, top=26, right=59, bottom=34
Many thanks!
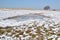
left=0, top=21, right=60, bottom=40
left=0, top=29, right=5, bottom=35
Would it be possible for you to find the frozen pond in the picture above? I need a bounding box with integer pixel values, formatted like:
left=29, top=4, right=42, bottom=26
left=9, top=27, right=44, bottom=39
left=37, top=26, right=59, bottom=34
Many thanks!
left=0, top=13, right=51, bottom=27
left=2, top=14, right=50, bottom=22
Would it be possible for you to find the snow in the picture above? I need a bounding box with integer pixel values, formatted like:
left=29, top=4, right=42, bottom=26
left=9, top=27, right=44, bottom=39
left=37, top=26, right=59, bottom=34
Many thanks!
left=0, top=10, right=53, bottom=27
left=0, top=10, right=60, bottom=40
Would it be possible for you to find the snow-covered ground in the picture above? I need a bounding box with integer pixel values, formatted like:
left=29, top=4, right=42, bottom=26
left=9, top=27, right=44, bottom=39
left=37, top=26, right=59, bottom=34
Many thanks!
left=0, top=10, right=60, bottom=27
left=0, top=10, right=60, bottom=40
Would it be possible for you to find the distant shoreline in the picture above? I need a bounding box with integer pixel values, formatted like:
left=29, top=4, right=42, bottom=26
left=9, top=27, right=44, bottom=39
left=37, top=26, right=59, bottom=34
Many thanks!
left=0, top=8, right=60, bottom=12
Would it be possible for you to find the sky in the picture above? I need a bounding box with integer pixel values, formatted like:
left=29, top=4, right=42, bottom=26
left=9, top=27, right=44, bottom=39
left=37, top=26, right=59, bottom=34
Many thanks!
left=0, top=0, right=60, bottom=10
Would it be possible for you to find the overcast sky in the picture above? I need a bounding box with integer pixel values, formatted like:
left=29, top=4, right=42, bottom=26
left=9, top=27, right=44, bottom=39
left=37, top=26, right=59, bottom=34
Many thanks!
left=0, top=0, right=60, bottom=10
